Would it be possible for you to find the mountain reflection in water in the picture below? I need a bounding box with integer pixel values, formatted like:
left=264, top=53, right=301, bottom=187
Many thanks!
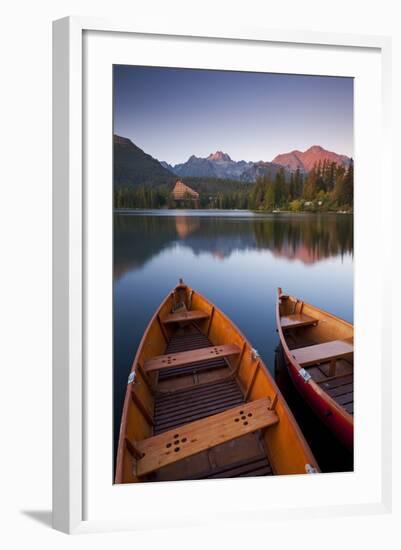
left=114, top=210, right=353, bottom=279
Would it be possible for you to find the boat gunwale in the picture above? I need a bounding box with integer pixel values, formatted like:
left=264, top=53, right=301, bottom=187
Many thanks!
left=115, top=290, right=173, bottom=484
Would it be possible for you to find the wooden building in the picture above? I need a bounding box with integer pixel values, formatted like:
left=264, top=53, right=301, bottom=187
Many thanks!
left=171, top=180, right=199, bottom=205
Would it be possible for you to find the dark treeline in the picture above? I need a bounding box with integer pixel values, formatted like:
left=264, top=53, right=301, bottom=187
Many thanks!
left=186, top=177, right=251, bottom=209
left=249, top=160, right=353, bottom=212
left=113, top=178, right=251, bottom=209
left=114, top=185, right=172, bottom=209
left=113, top=160, right=353, bottom=212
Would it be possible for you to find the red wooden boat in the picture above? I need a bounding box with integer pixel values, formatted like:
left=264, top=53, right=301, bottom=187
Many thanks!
left=276, top=288, right=353, bottom=450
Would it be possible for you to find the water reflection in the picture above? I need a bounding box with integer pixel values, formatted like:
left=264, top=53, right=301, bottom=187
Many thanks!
left=114, top=211, right=353, bottom=278
left=254, top=215, right=353, bottom=265
left=113, top=210, right=353, bottom=470
left=175, top=215, right=200, bottom=238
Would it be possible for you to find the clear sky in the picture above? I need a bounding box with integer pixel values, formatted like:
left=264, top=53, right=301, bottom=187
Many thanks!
left=113, top=65, right=353, bottom=165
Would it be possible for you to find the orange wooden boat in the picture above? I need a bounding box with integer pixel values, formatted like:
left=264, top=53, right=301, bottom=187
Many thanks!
left=115, top=280, right=319, bottom=483
left=276, top=288, right=353, bottom=450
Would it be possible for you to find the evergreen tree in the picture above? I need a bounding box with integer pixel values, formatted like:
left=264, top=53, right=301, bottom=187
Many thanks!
left=340, top=160, right=353, bottom=206
left=289, top=172, right=295, bottom=201
left=294, top=168, right=303, bottom=198
left=303, top=165, right=318, bottom=201
left=264, top=182, right=275, bottom=210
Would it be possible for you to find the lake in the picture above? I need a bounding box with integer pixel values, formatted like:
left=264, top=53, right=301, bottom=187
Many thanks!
left=113, top=210, right=354, bottom=472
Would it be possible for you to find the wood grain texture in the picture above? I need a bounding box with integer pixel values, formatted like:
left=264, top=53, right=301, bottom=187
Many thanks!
left=143, top=343, right=240, bottom=373
left=136, top=397, right=278, bottom=476
left=280, top=313, right=318, bottom=329
left=291, top=338, right=353, bottom=367
left=162, top=310, right=209, bottom=324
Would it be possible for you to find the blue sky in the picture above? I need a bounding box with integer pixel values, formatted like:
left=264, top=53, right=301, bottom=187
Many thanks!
left=113, top=65, right=353, bottom=165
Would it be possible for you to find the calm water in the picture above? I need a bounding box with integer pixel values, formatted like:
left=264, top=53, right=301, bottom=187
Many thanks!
left=113, top=210, right=353, bottom=471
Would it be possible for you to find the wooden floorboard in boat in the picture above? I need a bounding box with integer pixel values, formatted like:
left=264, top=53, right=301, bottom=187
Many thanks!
left=158, top=330, right=228, bottom=380
left=166, top=331, right=211, bottom=351
left=155, top=389, right=243, bottom=416
left=324, top=382, right=353, bottom=398
left=148, top=434, right=273, bottom=482
left=344, top=403, right=353, bottom=415
left=319, top=373, right=353, bottom=389
left=187, top=455, right=272, bottom=480
left=335, top=392, right=354, bottom=406
left=154, top=378, right=244, bottom=435
left=309, top=359, right=352, bottom=381
left=156, top=379, right=240, bottom=405
left=149, top=326, right=273, bottom=481
left=319, top=374, right=354, bottom=416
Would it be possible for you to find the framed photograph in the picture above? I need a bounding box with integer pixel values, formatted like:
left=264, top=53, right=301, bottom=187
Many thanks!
left=53, top=17, right=392, bottom=534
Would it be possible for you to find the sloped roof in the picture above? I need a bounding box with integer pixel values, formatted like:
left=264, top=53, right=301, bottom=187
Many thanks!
left=171, top=180, right=199, bottom=200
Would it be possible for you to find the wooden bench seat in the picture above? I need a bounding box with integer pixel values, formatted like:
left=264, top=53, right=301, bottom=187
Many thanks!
left=162, top=310, right=210, bottom=324
left=144, top=344, right=240, bottom=373
left=316, top=373, right=353, bottom=387
left=280, top=313, right=318, bottom=330
left=135, top=397, right=278, bottom=477
left=291, top=338, right=354, bottom=367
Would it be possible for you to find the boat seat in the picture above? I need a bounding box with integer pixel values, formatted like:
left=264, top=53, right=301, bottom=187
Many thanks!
left=143, top=344, right=240, bottom=373
left=135, top=397, right=278, bottom=477
left=162, top=310, right=210, bottom=324
left=291, top=338, right=354, bottom=367
left=280, top=313, right=318, bottom=330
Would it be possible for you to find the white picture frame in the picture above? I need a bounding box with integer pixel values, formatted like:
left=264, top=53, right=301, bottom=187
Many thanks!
left=52, top=16, right=392, bottom=534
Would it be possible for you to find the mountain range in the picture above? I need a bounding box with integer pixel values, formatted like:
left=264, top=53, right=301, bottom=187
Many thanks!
left=272, top=145, right=351, bottom=172
left=114, top=135, right=175, bottom=187
left=114, top=134, right=351, bottom=188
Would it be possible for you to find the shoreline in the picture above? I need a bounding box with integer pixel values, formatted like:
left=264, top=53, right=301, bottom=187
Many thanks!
left=114, top=208, right=353, bottom=215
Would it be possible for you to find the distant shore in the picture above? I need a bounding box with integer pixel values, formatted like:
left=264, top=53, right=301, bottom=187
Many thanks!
left=114, top=207, right=353, bottom=215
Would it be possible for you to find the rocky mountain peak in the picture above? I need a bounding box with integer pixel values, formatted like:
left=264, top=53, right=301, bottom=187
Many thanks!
left=207, top=151, right=232, bottom=162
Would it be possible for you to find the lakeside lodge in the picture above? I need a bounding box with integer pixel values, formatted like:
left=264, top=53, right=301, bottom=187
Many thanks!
left=171, top=180, right=200, bottom=206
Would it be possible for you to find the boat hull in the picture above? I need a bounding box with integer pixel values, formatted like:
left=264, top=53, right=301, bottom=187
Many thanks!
left=283, top=352, right=353, bottom=450
left=276, top=289, right=353, bottom=451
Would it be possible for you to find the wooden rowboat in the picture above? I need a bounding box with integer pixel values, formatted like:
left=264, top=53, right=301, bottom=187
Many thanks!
left=276, top=288, right=353, bottom=450
left=115, top=280, right=319, bottom=483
